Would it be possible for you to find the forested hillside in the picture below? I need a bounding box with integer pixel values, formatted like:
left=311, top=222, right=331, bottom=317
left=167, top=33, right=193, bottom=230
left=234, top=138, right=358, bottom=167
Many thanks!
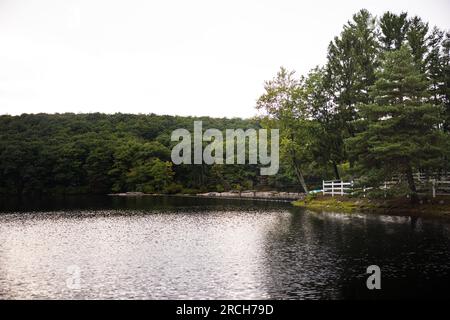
left=0, top=113, right=273, bottom=195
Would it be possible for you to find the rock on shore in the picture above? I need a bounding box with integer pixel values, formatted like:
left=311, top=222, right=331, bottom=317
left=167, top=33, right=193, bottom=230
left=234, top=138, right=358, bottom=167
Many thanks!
left=197, top=191, right=305, bottom=201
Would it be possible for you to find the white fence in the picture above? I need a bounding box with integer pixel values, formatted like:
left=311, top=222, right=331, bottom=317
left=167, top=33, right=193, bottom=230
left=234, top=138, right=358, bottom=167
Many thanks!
left=431, top=179, right=450, bottom=197
left=322, top=178, right=450, bottom=198
left=414, top=172, right=450, bottom=182
left=322, top=180, right=353, bottom=196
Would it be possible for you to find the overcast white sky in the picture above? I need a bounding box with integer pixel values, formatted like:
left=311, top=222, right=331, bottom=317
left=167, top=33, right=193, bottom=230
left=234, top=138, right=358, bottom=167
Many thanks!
left=1, top=0, right=449, bottom=118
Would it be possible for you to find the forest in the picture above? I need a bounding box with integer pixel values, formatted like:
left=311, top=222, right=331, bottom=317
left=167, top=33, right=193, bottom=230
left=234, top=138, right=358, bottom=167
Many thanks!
left=0, top=113, right=265, bottom=195
left=0, top=9, right=449, bottom=198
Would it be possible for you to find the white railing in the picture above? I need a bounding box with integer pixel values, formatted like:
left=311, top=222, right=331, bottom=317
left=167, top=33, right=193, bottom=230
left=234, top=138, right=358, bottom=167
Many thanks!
left=322, top=180, right=353, bottom=196
left=391, top=172, right=450, bottom=183
left=322, top=178, right=450, bottom=198
left=431, top=179, right=450, bottom=197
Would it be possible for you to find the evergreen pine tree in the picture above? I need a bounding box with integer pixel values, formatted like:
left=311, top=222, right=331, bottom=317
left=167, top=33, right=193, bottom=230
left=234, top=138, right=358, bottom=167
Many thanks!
left=347, top=45, right=446, bottom=201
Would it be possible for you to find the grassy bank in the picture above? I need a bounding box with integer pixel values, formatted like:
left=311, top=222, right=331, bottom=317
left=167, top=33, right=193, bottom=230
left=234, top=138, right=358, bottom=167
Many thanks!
left=292, top=195, right=450, bottom=220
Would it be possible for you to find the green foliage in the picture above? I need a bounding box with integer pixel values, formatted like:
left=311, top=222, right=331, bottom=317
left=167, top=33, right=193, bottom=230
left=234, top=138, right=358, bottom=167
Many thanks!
left=326, top=9, right=379, bottom=134
left=256, top=67, right=312, bottom=193
left=0, top=113, right=261, bottom=195
left=347, top=45, right=448, bottom=195
left=255, top=9, right=449, bottom=197
left=379, top=11, right=409, bottom=51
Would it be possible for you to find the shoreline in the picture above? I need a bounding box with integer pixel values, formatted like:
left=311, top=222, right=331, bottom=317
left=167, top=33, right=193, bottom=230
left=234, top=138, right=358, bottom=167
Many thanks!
left=292, top=195, right=450, bottom=220
left=108, top=191, right=305, bottom=203
left=2, top=192, right=450, bottom=220
left=108, top=192, right=450, bottom=220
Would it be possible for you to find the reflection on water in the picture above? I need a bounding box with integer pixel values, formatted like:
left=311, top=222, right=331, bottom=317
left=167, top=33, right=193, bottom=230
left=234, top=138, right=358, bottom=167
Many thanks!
left=0, top=196, right=449, bottom=299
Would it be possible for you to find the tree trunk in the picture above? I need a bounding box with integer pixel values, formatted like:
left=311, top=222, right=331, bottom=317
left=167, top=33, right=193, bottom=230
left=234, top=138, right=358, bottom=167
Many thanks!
left=405, top=165, right=418, bottom=203
left=293, top=164, right=308, bottom=194
left=333, top=161, right=340, bottom=180
left=291, top=149, right=309, bottom=193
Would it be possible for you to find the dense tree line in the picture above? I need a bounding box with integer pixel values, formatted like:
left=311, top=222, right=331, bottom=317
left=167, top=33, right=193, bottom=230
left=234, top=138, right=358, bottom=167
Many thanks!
left=0, top=113, right=269, bottom=195
left=257, top=9, right=450, bottom=199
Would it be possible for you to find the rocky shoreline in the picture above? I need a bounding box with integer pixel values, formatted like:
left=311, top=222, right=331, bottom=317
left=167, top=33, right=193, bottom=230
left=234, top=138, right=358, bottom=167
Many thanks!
left=109, top=191, right=306, bottom=202
left=197, top=191, right=305, bottom=201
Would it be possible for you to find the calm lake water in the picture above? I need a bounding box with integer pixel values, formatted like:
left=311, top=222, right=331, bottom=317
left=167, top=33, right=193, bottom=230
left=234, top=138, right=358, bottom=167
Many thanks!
left=0, top=195, right=449, bottom=299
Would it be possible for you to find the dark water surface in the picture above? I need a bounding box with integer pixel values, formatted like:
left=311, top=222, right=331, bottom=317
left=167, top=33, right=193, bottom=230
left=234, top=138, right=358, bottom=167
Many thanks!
left=0, top=195, right=449, bottom=299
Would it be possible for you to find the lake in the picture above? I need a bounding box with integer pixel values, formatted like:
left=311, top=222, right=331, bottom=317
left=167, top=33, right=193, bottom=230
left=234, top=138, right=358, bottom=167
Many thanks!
left=0, top=195, right=449, bottom=299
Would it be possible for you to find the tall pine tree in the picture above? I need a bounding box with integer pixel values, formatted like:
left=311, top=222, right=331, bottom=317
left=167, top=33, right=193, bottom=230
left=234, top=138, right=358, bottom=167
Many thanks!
left=347, top=45, right=446, bottom=201
left=324, top=9, right=379, bottom=175
left=442, top=32, right=450, bottom=132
